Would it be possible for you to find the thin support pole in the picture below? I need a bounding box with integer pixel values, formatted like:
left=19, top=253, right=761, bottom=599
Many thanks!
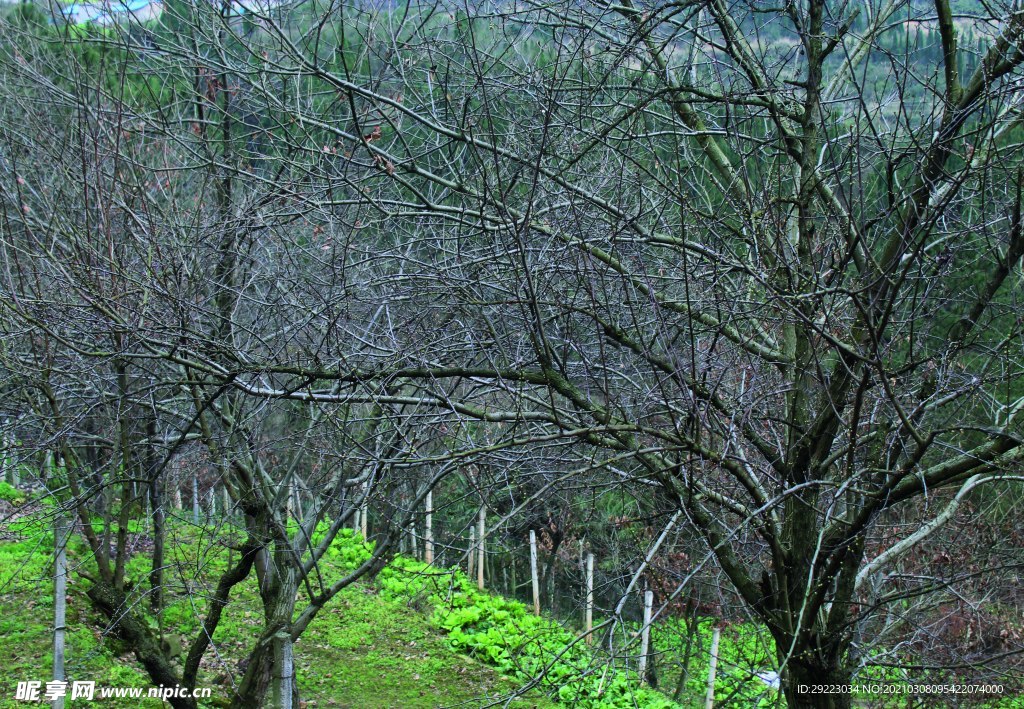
left=424, top=490, right=434, bottom=565
left=639, top=589, right=653, bottom=683
left=585, top=553, right=594, bottom=644
left=52, top=516, right=68, bottom=709
left=476, top=506, right=485, bottom=590
left=705, top=626, right=721, bottom=709
left=529, top=530, right=540, bottom=616
left=360, top=484, right=369, bottom=539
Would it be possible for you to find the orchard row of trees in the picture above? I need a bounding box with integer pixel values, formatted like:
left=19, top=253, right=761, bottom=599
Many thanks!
left=1, top=0, right=1023, bottom=706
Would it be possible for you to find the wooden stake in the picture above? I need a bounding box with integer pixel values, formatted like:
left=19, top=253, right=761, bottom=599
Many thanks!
left=705, top=626, right=721, bottom=709
left=585, top=553, right=594, bottom=644
left=468, top=528, right=476, bottom=578
left=639, top=589, right=653, bottom=683
left=529, top=530, right=540, bottom=616
left=477, top=506, right=485, bottom=590
left=424, top=489, right=434, bottom=565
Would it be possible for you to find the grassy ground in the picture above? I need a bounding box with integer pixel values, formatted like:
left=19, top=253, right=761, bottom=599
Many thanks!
left=0, top=509, right=152, bottom=707
left=3, top=496, right=1019, bottom=709
left=295, top=584, right=543, bottom=708
left=0, top=505, right=551, bottom=708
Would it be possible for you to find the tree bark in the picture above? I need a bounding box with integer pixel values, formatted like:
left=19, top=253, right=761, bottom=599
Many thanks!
left=781, top=646, right=852, bottom=709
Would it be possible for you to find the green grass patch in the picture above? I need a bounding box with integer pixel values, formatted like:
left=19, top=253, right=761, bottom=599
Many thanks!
left=5, top=517, right=1017, bottom=708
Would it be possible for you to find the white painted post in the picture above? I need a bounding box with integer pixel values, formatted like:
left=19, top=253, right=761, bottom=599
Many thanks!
left=360, top=485, right=368, bottom=539
left=52, top=516, right=68, bottom=709
left=271, top=632, right=295, bottom=709
left=585, top=553, right=595, bottom=644
left=468, top=528, right=476, bottom=579
left=705, top=626, right=721, bottom=709
left=173, top=487, right=182, bottom=510
left=192, top=474, right=200, bottom=525
left=638, top=589, right=653, bottom=683
left=477, top=506, right=485, bottom=590
left=424, top=489, right=434, bottom=565
left=529, top=530, right=540, bottom=616
left=1, top=427, right=11, bottom=486
left=222, top=487, right=231, bottom=519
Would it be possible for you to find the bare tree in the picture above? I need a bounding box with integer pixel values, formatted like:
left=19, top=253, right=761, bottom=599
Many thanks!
left=2, top=0, right=1024, bottom=706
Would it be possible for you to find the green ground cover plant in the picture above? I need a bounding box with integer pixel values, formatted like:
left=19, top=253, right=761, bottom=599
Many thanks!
left=2, top=510, right=1021, bottom=708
